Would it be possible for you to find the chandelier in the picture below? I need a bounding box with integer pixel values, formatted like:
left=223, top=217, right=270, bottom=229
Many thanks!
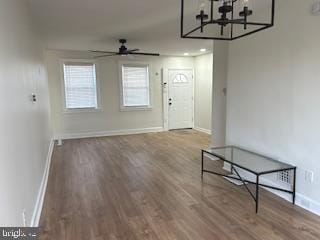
left=180, top=0, right=275, bottom=40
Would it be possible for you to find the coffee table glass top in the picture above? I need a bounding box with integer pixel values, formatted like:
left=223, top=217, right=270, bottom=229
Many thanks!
left=203, top=146, right=295, bottom=175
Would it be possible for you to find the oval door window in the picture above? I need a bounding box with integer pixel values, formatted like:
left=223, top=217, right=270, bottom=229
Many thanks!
left=173, top=73, right=188, bottom=83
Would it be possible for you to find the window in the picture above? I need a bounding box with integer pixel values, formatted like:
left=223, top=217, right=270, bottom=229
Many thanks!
left=62, top=61, right=98, bottom=110
left=173, top=73, right=188, bottom=83
left=120, top=63, right=151, bottom=109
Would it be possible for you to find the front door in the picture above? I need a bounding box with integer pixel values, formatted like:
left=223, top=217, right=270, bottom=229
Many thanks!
left=168, top=69, right=193, bottom=130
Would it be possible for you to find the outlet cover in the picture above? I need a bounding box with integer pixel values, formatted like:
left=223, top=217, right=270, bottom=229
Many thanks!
left=305, top=170, right=314, bottom=183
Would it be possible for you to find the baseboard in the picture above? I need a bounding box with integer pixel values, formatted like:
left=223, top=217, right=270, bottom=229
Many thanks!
left=30, top=138, right=54, bottom=227
left=231, top=168, right=320, bottom=216
left=260, top=177, right=320, bottom=216
left=205, top=156, right=320, bottom=216
left=194, top=127, right=211, bottom=135
left=55, top=127, right=164, bottom=140
left=295, top=193, right=320, bottom=216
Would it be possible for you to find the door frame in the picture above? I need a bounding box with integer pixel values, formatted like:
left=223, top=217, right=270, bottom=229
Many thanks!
left=162, top=68, right=195, bottom=131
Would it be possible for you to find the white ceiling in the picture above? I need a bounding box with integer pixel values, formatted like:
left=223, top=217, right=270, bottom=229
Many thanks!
left=28, top=0, right=213, bottom=56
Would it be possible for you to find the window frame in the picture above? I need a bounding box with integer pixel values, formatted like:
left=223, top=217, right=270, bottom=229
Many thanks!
left=118, top=61, right=153, bottom=111
left=60, top=59, right=101, bottom=113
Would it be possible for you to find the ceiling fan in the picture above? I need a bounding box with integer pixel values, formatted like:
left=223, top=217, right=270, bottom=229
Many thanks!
left=91, top=39, right=160, bottom=58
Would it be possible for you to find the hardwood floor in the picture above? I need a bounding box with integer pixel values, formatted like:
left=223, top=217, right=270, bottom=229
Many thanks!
left=40, top=130, right=320, bottom=240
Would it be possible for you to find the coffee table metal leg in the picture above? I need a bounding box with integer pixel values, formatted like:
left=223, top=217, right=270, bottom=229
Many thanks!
left=256, top=175, right=260, bottom=213
left=201, top=150, right=204, bottom=179
left=293, top=168, right=296, bottom=204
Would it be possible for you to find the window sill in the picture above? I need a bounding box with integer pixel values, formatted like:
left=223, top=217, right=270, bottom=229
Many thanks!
left=62, top=107, right=102, bottom=114
left=120, top=106, right=153, bottom=112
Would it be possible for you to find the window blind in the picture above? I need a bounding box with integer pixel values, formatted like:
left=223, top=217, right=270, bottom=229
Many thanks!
left=122, top=65, right=150, bottom=107
left=63, top=63, right=98, bottom=109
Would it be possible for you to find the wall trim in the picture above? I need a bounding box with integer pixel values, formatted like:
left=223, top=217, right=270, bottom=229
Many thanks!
left=55, top=127, right=164, bottom=140
left=30, top=138, right=55, bottom=227
left=205, top=155, right=320, bottom=216
left=194, top=127, right=211, bottom=135
left=260, top=176, right=320, bottom=216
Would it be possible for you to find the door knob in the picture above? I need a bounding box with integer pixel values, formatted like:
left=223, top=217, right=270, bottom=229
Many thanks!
left=169, top=102, right=172, bottom=106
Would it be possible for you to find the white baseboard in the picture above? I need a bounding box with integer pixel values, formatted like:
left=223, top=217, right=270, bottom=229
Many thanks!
left=295, top=193, right=320, bottom=216
left=55, top=127, right=164, bottom=140
left=194, top=127, right=211, bottom=135
left=30, top=138, right=54, bottom=227
left=206, top=157, right=320, bottom=216
left=259, top=177, right=320, bottom=216
left=231, top=168, right=320, bottom=216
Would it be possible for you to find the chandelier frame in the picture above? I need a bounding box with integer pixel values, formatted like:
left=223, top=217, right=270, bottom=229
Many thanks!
left=180, top=0, right=275, bottom=41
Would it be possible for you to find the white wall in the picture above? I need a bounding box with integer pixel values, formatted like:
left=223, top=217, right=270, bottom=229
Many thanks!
left=47, top=50, right=194, bottom=139
left=194, top=53, right=213, bottom=133
left=0, top=0, right=52, bottom=226
left=211, top=42, right=228, bottom=146
left=226, top=0, right=320, bottom=211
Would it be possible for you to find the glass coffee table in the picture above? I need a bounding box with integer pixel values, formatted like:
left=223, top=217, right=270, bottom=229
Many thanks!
left=201, top=146, right=297, bottom=213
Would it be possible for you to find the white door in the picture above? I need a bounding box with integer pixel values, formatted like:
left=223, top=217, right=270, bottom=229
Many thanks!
left=168, top=69, right=193, bottom=130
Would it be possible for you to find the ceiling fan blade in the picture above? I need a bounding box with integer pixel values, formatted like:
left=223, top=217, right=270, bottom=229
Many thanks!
left=129, top=52, right=160, bottom=56
left=94, top=53, right=119, bottom=58
left=90, top=50, right=118, bottom=54
left=127, top=49, right=140, bottom=53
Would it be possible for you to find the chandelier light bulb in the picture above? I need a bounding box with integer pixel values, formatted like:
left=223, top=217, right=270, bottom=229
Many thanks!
left=222, top=0, right=230, bottom=6
left=198, top=0, right=206, bottom=12
left=242, top=0, right=252, bottom=9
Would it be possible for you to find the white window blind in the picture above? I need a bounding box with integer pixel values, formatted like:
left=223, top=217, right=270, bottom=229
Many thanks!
left=63, top=62, right=98, bottom=109
left=121, top=65, right=150, bottom=107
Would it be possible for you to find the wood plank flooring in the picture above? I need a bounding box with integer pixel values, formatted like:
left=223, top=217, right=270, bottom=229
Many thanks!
left=40, top=130, right=320, bottom=240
